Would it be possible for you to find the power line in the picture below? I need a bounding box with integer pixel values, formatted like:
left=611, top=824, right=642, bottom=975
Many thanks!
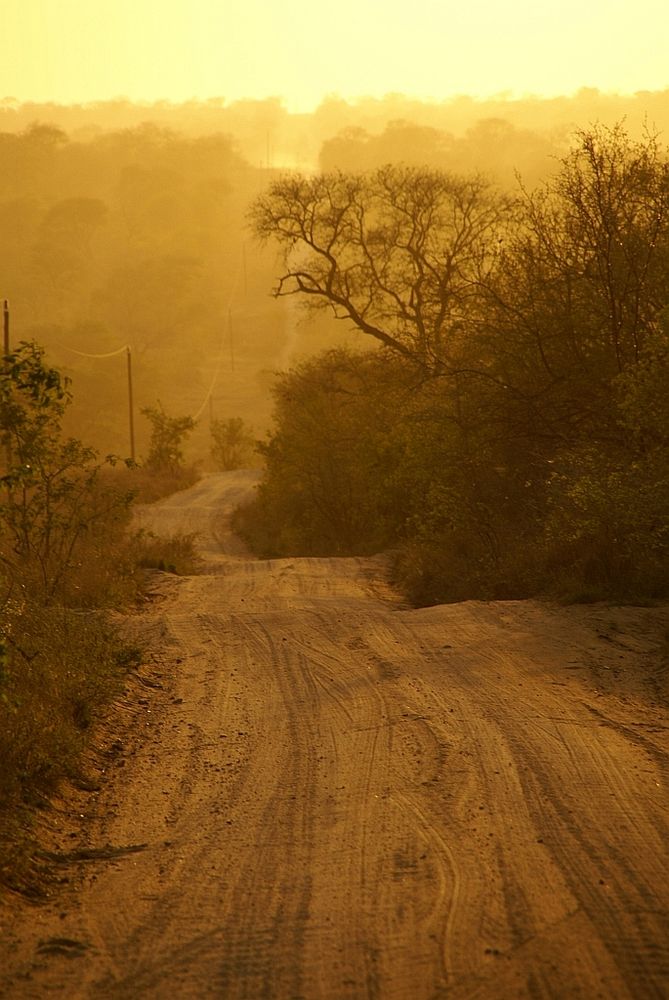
left=56, top=343, right=129, bottom=359
left=191, top=256, right=244, bottom=423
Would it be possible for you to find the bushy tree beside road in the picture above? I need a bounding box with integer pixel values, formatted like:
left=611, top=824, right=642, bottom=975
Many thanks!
left=243, top=125, right=669, bottom=603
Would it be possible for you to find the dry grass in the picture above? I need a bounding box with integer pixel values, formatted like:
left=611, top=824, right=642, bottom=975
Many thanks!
left=114, top=463, right=200, bottom=504
left=0, top=603, right=141, bottom=894
left=0, top=468, right=201, bottom=896
left=132, top=530, right=201, bottom=576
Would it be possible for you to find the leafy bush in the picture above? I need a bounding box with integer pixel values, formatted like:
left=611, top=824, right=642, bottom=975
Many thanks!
left=210, top=416, right=256, bottom=471
left=235, top=349, right=411, bottom=556
left=541, top=321, right=669, bottom=601
left=237, top=346, right=548, bottom=602
left=141, top=401, right=196, bottom=475
left=0, top=342, right=134, bottom=606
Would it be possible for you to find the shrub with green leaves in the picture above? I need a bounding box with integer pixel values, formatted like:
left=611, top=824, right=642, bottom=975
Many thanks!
left=0, top=345, right=200, bottom=895
left=0, top=341, right=134, bottom=605
left=541, top=319, right=669, bottom=601
left=235, top=349, right=412, bottom=556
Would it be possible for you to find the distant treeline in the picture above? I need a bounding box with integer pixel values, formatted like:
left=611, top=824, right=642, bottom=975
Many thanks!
left=0, top=121, right=294, bottom=459
left=2, top=88, right=669, bottom=173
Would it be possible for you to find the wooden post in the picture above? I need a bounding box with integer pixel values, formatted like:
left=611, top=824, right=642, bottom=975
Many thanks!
left=3, top=301, right=10, bottom=479
left=3, top=300, right=8, bottom=357
left=126, top=347, right=135, bottom=462
left=228, top=308, right=235, bottom=372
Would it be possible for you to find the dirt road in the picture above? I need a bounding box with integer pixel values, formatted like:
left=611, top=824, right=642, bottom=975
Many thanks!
left=2, top=471, right=669, bottom=999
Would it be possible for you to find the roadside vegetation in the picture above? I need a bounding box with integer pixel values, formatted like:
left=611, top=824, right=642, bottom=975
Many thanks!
left=0, top=345, right=198, bottom=894
left=238, top=124, right=669, bottom=605
left=128, top=401, right=199, bottom=502
left=211, top=416, right=256, bottom=471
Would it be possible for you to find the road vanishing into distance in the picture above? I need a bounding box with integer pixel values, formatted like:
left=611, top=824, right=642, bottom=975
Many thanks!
left=2, top=471, right=668, bottom=999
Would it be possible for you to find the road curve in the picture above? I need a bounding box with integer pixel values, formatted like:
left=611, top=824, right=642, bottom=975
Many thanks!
left=2, top=471, right=668, bottom=999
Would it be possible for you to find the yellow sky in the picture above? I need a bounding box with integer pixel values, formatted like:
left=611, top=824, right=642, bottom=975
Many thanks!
left=2, top=0, right=668, bottom=111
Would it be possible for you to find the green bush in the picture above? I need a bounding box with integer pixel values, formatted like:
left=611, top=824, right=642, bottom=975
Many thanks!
left=0, top=342, right=135, bottom=606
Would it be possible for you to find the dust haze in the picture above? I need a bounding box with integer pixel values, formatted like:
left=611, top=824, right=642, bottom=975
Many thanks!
left=2, top=88, right=668, bottom=463
left=2, top=84, right=669, bottom=1000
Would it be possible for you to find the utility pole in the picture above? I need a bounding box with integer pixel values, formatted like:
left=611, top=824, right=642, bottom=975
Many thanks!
left=228, top=308, right=235, bottom=372
left=126, top=346, right=135, bottom=462
left=3, top=301, right=10, bottom=480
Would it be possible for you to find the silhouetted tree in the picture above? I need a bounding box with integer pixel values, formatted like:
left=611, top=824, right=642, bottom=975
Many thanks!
left=246, top=126, right=669, bottom=602
left=480, top=123, right=669, bottom=447
left=251, top=165, right=514, bottom=372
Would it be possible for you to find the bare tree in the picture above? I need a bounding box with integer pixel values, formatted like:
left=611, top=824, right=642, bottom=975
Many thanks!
left=251, top=165, right=514, bottom=373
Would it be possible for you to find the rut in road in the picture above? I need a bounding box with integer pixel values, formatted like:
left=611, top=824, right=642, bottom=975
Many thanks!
left=1, top=470, right=668, bottom=999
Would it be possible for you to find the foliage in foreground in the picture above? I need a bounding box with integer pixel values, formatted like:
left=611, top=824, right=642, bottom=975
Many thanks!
left=241, top=125, right=669, bottom=605
left=0, top=605, right=141, bottom=895
left=0, top=342, right=135, bottom=606
left=0, top=347, right=199, bottom=894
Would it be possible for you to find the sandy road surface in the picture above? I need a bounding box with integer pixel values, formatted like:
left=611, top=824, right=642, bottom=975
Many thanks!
left=2, top=471, right=669, bottom=999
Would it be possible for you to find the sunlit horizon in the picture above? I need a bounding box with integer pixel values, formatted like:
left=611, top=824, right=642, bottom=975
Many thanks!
left=2, top=84, right=667, bottom=118
left=3, top=0, right=668, bottom=115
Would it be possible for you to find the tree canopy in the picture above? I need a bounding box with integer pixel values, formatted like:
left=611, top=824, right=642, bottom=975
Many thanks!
left=251, top=165, right=514, bottom=372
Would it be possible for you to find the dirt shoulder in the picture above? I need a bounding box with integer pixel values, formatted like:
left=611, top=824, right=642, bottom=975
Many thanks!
left=1, top=471, right=668, bottom=999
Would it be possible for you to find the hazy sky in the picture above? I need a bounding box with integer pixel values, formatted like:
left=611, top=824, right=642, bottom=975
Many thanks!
left=3, top=0, right=668, bottom=111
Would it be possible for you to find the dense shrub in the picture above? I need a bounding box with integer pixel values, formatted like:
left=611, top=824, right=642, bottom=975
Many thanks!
left=0, top=342, right=135, bottom=606
left=141, top=402, right=196, bottom=475
left=235, top=349, right=413, bottom=556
